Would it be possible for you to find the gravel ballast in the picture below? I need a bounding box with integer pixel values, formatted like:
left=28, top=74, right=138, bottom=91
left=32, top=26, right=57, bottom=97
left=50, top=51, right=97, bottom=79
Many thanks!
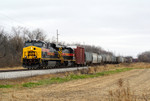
left=0, top=67, right=88, bottom=79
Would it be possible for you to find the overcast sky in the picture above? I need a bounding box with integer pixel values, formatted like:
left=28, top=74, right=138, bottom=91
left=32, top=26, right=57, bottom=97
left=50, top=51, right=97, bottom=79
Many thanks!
left=0, top=0, right=150, bottom=58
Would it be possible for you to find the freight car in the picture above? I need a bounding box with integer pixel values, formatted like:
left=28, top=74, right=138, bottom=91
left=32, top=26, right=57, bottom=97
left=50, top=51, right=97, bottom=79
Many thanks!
left=21, top=40, right=129, bottom=69
left=116, top=56, right=125, bottom=63
left=125, top=57, right=133, bottom=63
left=85, top=52, right=92, bottom=65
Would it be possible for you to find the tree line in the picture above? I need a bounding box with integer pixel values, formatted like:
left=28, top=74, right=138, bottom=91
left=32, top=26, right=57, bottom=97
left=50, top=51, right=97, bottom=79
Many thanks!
left=0, top=27, right=46, bottom=68
left=0, top=26, right=118, bottom=68
left=138, top=51, right=150, bottom=62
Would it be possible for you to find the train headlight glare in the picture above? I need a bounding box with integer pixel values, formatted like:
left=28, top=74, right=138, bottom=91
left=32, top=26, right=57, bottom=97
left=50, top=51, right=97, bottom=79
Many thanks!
left=34, top=56, right=37, bottom=58
left=25, top=56, right=27, bottom=58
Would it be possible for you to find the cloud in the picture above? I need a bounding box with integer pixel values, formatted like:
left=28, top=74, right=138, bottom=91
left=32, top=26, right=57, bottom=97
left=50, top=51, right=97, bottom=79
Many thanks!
left=0, top=0, right=150, bottom=58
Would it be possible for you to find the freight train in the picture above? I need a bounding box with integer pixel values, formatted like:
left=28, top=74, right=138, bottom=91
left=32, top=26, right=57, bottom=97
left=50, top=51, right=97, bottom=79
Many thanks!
left=21, top=40, right=132, bottom=69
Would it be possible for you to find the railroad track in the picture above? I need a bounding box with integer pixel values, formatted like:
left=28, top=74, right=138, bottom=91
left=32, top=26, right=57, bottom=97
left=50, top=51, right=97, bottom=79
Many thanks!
left=0, top=66, right=88, bottom=79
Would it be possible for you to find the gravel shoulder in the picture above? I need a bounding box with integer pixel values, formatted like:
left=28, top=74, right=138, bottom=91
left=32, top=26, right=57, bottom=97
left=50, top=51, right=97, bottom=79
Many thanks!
left=0, top=67, right=88, bottom=79
left=1, top=68, right=150, bottom=101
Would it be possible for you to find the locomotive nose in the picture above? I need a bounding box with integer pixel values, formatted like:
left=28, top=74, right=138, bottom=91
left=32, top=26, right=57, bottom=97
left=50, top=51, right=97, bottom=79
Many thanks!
left=28, top=51, right=36, bottom=58
left=22, top=46, right=41, bottom=60
left=24, top=47, right=38, bottom=59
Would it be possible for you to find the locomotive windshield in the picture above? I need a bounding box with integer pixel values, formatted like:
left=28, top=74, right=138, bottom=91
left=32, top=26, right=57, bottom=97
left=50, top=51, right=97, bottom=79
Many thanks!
left=25, top=42, right=43, bottom=47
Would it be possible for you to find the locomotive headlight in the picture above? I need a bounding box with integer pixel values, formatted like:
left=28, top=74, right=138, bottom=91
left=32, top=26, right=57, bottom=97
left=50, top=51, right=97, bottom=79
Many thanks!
left=25, top=56, right=27, bottom=58
left=34, top=56, right=37, bottom=58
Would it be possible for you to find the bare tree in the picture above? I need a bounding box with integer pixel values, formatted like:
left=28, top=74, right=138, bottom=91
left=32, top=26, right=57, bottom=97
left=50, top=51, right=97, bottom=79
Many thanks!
left=24, top=28, right=46, bottom=41
left=33, top=29, right=46, bottom=41
left=0, top=28, right=7, bottom=58
left=22, top=28, right=32, bottom=41
left=0, top=27, right=48, bottom=68
left=73, top=43, right=114, bottom=55
left=138, top=51, right=150, bottom=62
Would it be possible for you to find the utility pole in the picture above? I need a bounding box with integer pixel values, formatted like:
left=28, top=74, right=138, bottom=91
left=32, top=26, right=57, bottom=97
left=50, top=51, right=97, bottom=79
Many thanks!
left=56, top=29, right=59, bottom=46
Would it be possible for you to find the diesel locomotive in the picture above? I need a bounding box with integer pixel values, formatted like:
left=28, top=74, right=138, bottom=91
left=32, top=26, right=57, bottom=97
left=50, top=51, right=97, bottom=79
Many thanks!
left=22, top=40, right=77, bottom=69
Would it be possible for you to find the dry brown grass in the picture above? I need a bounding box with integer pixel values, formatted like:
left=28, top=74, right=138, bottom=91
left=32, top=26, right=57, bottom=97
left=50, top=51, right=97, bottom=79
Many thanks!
left=1, top=63, right=150, bottom=86
left=1, top=64, right=150, bottom=101
left=0, top=64, right=122, bottom=86
left=107, top=78, right=150, bottom=101
left=87, top=65, right=108, bottom=74
left=108, top=79, right=136, bottom=101
left=0, top=66, right=24, bottom=70
left=129, top=62, right=150, bottom=69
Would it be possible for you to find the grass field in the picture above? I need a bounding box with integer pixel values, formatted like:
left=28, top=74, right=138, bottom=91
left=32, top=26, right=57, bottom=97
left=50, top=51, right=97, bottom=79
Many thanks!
left=1, top=62, right=150, bottom=88
left=1, top=63, right=150, bottom=101
left=0, top=68, right=133, bottom=88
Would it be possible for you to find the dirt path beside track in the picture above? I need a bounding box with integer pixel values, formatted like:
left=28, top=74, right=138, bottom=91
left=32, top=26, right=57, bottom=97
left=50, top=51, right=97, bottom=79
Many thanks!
left=0, top=67, right=24, bottom=71
left=1, top=69, right=150, bottom=101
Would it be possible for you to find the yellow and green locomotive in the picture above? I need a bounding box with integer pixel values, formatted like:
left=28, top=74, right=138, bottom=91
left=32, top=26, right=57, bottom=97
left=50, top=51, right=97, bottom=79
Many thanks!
left=21, top=40, right=76, bottom=69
